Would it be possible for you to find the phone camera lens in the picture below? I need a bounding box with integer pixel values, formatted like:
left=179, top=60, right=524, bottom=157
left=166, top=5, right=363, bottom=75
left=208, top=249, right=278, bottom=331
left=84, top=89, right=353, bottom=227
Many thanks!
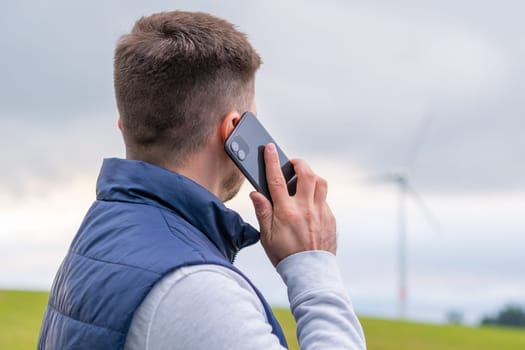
left=231, top=141, right=240, bottom=152
left=237, top=149, right=246, bottom=160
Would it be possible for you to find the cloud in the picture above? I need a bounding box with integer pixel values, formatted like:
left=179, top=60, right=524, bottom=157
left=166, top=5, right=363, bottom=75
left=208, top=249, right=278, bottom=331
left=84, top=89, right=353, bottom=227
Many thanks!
left=250, top=2, right=523, bottom=193
left=0, top=114, right=123, bottom=197
left=0, top=1, right=117, bottom=118
left=1, top=0, right=524, bottom=196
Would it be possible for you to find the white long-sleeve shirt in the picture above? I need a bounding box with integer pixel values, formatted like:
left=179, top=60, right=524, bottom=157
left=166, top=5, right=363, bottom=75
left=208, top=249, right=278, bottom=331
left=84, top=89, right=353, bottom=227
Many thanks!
left=125, top=250, right=366, bottom=349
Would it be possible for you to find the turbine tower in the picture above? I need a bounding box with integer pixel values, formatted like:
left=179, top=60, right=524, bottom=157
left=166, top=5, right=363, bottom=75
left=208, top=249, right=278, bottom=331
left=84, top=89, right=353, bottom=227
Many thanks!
left=395, top=171, right=408, bottom=319
left=373, top=116, right=440, bottom=319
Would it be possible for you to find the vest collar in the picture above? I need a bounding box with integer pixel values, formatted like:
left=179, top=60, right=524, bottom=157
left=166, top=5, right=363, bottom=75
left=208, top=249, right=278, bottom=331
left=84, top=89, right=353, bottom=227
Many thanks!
left=96, top=158, right=259, bottom=262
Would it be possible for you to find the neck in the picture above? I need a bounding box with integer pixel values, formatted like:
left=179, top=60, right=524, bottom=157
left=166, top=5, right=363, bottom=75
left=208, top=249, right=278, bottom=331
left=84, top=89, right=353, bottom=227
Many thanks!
left=126, top=142, right=230, bottom=201
left=167, top=142, right=227, bottom=200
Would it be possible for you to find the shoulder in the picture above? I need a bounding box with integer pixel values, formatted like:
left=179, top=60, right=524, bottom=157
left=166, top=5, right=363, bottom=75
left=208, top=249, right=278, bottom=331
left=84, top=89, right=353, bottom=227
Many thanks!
left=151, top=264, right=261, bottom=302
left=125, top=264, right=271, bottom=349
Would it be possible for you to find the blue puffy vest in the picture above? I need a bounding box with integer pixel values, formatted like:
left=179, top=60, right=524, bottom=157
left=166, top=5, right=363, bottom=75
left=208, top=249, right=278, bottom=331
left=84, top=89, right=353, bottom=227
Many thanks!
left=38, top=158, right=288, bottom=349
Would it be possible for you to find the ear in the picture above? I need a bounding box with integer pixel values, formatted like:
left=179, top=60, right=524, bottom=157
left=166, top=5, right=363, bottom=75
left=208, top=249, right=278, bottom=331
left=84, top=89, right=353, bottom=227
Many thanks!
left=117, top=117, right=123, bottom=131
left=219, top=111, right=241, bottom=142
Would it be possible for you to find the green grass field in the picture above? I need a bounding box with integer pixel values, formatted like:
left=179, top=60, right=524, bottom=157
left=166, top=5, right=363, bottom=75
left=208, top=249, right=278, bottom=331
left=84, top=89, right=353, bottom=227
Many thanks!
left=2, top=290, right=525, bottom=349
left=0, top=290, right=49, bottom=350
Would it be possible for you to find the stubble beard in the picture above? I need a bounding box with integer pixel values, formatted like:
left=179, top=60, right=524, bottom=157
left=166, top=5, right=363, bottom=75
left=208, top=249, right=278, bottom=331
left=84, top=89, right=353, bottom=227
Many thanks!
left=221, top=167, right=245, bottom=202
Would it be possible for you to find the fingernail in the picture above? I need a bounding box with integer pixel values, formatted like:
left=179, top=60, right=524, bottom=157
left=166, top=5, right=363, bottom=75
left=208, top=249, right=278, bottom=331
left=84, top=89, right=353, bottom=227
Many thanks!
left=266, top=143, right=276, bottom=153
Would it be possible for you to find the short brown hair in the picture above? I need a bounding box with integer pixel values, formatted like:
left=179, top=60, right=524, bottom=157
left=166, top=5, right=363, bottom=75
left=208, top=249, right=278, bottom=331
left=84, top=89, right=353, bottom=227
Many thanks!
left=114, top=11, right=261, bottom=166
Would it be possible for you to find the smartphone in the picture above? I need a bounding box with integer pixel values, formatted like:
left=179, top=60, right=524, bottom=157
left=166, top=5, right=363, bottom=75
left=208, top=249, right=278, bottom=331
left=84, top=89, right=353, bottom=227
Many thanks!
left=225, top=112, right=297, bottom=202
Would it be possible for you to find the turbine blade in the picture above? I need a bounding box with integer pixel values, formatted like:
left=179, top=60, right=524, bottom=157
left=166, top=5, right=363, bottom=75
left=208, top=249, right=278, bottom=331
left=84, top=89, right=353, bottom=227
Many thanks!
left=403, top=115, right=433, bottom=171
left=361, top=173, right=398, bottom=186
left=406, top=183, right=442, bottom=234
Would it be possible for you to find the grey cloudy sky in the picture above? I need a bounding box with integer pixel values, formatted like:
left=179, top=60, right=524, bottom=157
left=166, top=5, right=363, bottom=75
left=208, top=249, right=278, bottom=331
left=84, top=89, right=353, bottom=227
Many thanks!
left=2, top=0, right=524, bottom=193
left=1, top=0, right=524, bottom=324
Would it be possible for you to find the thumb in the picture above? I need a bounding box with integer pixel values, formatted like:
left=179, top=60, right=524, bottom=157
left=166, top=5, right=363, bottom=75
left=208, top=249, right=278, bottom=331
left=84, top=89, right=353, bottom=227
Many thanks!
left=249, top=191, right=273, bottom=235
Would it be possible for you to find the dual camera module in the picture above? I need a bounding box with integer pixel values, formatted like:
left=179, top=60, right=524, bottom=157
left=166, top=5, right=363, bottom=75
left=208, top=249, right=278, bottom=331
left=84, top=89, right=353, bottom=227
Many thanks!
left=229, top=137, right=249, bottom=161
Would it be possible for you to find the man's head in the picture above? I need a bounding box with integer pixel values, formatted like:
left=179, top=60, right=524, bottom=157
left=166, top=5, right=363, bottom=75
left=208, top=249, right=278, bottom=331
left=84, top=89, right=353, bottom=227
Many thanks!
left=114, top=11, right=261, bottom=169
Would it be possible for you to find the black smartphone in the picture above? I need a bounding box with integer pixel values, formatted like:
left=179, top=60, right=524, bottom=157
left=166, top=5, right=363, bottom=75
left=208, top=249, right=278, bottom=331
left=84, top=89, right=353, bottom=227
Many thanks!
left=225, top=111, right=297, bottom=202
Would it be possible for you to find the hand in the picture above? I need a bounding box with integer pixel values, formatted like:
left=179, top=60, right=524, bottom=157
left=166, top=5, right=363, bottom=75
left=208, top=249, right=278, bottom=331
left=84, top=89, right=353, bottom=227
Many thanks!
left=249, top=143, right=337, bottom=267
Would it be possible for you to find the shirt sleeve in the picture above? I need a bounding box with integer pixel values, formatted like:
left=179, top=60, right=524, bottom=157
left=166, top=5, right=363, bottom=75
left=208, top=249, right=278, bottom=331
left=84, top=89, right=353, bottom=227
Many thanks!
left=277, top=250, right=366, bottom=349
left=125, top=251, right=366, bottom=350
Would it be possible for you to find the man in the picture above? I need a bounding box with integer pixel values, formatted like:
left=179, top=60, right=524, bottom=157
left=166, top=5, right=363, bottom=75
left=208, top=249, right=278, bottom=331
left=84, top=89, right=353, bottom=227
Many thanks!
left=38, top=11, right=366, bottom=349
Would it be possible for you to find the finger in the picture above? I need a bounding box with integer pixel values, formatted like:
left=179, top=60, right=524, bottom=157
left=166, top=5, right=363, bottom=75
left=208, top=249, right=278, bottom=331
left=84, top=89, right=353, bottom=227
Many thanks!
left=290, top=159, right=316, bottom=201
left=249, top=191, right=273, bottom=236
left=264, top=143, right=288, bottom=204
left=314, top=176, right=328, bottom=204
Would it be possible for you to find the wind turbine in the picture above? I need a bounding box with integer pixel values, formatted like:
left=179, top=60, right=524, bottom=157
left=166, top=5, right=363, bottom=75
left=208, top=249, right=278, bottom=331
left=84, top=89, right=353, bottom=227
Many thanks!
left=371, top=116, right=441, bottom=320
